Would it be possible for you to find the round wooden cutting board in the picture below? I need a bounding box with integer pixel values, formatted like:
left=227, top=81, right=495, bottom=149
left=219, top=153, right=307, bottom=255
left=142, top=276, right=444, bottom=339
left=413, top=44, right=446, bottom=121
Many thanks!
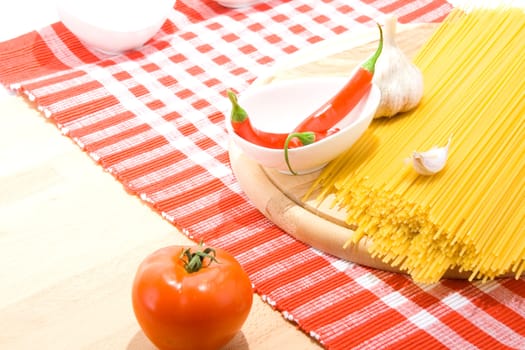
left=229, top=22, right=474, bottom=279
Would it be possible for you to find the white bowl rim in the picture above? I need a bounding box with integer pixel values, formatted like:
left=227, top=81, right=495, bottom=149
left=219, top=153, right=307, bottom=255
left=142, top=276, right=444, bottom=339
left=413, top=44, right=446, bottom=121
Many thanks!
left=229, top=76, right=379, bottom=155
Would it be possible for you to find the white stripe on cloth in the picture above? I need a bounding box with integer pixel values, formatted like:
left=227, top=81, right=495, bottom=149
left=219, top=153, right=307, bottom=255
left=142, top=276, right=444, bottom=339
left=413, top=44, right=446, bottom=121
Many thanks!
left=205, top=215, right=277, bottom=248
left=310, top=280, right=473, bottom=349
left=248, top=248, right=321, bottom=285
left=234, top=234, right=299, bottom=266
left=441, top=291, right=525, bottom=348
left=84, top=63, right=234, bottom=180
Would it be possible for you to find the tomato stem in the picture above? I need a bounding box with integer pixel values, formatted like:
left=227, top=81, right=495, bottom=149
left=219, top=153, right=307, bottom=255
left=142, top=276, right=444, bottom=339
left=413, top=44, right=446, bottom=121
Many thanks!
left=181, top=244, right=219, bottom=273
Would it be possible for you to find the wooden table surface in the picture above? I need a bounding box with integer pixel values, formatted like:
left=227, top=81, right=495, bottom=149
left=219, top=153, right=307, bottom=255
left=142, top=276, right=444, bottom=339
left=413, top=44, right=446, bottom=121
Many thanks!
left=0, top=95, right=321, bottom=349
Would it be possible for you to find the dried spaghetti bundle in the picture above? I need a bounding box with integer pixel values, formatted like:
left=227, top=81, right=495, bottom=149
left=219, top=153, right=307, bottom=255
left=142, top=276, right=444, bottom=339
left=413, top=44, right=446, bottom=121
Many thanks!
left=307, top=7, right=525, bottom=283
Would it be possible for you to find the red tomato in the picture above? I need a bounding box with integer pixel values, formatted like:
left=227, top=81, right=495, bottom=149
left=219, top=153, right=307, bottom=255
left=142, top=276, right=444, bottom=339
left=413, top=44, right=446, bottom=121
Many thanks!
left=132, top=245, right=253, bottom=350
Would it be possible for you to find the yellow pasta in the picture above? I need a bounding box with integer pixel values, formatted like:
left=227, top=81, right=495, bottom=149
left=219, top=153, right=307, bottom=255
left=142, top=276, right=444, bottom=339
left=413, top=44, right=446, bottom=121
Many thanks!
left=306, top=7, right=525, bottom=283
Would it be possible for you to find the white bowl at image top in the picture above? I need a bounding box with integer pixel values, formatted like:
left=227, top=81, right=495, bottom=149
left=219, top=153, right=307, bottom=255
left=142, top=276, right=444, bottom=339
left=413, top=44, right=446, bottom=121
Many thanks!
left=216, top=0, right=265, bottom=8
left=227, top=77, right=381, bottom=175
left=56, top=0, right=174, bottom=54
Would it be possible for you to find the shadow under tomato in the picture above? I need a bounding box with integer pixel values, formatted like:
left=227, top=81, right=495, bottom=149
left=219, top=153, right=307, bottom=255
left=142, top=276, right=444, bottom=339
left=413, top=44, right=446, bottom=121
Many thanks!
left=127, top=331, right=156, bottom=350
left=220, top=330, right=249, bottom=350
left=127, top=330, right=249, bottom=350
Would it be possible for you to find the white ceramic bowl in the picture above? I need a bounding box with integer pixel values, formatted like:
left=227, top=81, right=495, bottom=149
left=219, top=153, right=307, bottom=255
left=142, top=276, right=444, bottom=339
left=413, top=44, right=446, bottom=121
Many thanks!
left=56, top=0, right=174, bottom=54
left=227, top=77, right=380, bottom=174
left=216, top=0, right=264, bottom=8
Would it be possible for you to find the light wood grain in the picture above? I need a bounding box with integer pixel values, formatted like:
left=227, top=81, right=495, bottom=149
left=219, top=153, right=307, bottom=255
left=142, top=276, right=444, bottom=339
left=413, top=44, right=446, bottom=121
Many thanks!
left=0, top=96, right=321, bottom=349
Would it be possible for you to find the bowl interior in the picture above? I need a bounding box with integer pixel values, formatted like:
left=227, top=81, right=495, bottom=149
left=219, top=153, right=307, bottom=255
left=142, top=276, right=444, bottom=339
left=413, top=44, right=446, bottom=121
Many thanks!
left=228, top=77, right=380, bottom=174
left=238, top=77, right=348, bottom=134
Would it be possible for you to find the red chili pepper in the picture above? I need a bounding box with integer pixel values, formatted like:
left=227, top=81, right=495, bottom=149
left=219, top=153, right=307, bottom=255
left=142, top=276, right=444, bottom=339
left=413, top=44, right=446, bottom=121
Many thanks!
left=228, top=89, right=304, bottom=148
left=227, top=89, right=341, bottom=174
left=228, top=90, right=269, bottom=147
left=228, top=89, right=340, bottom=151
left=293, top=23, right=383, bottom=133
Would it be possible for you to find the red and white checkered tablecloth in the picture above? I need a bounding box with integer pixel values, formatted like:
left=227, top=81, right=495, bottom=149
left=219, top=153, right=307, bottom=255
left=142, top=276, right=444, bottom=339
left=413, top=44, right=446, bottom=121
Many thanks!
left=1, top=0, right=524, bottom=349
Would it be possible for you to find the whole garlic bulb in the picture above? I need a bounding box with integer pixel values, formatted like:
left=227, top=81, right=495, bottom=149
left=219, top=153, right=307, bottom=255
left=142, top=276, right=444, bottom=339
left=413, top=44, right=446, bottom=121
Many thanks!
left=373, top=15, right=424, bottom=118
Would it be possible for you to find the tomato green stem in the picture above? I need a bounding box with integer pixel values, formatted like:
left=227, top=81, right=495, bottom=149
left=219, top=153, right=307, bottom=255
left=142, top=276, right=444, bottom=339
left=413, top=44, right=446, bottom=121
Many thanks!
left=181, top=244, right=219, bottom=273
left=284, top=132, right=316, bottom=175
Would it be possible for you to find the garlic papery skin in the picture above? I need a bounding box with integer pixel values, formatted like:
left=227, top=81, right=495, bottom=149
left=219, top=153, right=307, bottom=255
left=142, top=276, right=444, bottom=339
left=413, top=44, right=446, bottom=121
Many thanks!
left=408, top=138, right=451, bottom=176
left=373, top=15, right=424, bottom=119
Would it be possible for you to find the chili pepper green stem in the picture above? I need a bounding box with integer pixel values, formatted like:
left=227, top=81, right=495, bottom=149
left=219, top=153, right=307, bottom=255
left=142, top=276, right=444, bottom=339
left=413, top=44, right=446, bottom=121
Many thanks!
left=227, top=90, right=248, bottom=123
left=284, top=132, right=316, bottom=175
left=361, top=23, right=383, bottom=73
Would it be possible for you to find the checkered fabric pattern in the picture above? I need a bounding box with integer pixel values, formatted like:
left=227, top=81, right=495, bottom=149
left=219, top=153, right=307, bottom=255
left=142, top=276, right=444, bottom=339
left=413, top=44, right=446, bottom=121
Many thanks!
left=1, top=1, right=524, bottom=349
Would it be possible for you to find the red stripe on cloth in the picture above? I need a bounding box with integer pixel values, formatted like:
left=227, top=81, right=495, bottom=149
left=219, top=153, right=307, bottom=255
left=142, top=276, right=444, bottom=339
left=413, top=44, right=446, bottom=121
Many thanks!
left=145, top=99, right=166, bottom=110
left=124, top=50, right=146, bottom=61
left=359, top=0, right=452, bottom=23
left=237, top=237, right=308, bottom=275
left=326, top=309, right=409, bottom=349
left=214, top=150, right=230, bottom=165
left=116, top=150, right=186, bottom=187
left=157, top=75, right=179, bottom=88
left=35, top=80, right=103, bottom=106
left=160, top=20, right=178, bottom=36
left=175, top=0, right=206, bottom=23
left=153, top=176, right=233, bottom=214
left=425, top=280, right=525, bottom=348
left=151, top=40, right=171, bottom=52
left=502, top=278, right=525, bottom=298
left=255, top=255, right=332, bottom=292
left=439, top=311, right=513, bottom=349
left=129, top=84, right=149, bottom=98
left=49, top=22, right=102, bottom=64
left=300, top=288, right=396, bottom=331
left=277, top=272, right=356, bottom=311
left=97, top=135, right=169, bottom=168
left=97, top=59, right=118, bottom=68
left=22, top=70, right=87, bottom=91
left=377, top=0, right=428, bottom=14
left=68, top=111, right=136, bottom=138
left=82, top=124, right=153, bottom=153
left=111, top=71, right=132, bottom=81
left=442, top=280, right=524, bottom=322
left=466, top=290, right=525, bottom=337
left=203, top=209, right=272, bottom=241
left=0, top=31, right=69, bottom=86
left=207, top=107, right=228, bottom=123
left=205, top=214, right=284, bottom=256
left=125, top=162, right=206, bottom=196
left=241, top=241, right=310, bottom=279
left=51, top=95, right=120, bottom=125
left=383, top=330, right=448, bottom=350
left=398, top=1, right=451, bottom=23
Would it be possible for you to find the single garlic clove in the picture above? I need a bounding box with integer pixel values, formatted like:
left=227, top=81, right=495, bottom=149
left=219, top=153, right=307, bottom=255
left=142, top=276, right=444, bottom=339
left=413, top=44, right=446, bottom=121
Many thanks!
left=408, top=138, right=451, bottom=175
